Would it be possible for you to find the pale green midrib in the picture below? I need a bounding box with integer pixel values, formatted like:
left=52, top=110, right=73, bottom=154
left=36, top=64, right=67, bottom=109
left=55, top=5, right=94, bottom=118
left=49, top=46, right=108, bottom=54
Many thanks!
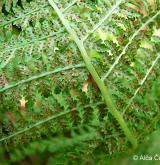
left=1, top=0, right=78, bottom=54
left=0, top=5, right=49, bottom=29
left=123, top=52, right=160, bottom=114
left=0, top=101, right=104, bottom=142
left=1, top=29, right=64, bottom=55
left=82, top=0, right=123, bottom=41
left=0, top=63, right=85, bottom=93
left=0, top=0, right=122, bottom=54
left=102, top=11, right=160, bottom=81
left=0, top=0, right=123, bottom=53
left=48, top=0, right=137, bottom=148
left=0, top=0, right=78, bottom=29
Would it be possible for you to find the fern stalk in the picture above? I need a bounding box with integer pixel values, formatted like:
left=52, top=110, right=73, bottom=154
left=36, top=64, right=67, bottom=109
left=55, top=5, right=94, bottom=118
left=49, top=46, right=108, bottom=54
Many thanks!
left=48, top=0, right=137, bottom=148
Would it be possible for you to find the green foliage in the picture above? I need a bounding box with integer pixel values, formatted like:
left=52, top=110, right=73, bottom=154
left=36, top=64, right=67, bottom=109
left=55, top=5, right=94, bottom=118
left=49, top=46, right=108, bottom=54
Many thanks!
left=0, top=0, right=160, bottom=164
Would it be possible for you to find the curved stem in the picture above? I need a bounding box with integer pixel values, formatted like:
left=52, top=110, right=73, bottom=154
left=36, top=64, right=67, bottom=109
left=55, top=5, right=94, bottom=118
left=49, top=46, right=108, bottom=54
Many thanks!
left=48, top=0, right=138, bottom=149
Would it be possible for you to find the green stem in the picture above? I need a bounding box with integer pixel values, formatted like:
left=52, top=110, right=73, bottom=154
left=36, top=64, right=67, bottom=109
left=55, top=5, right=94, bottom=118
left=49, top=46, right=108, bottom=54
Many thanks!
left=48, top=0, right=138, bottom=149
left=0, top=63, right=85, bottom=93
left=123, top=52, right=160, bottom=114
left=102, top=11, right=160, bottom=81
left=0, top=0, right=78, bottom=29
left=0, top=101, right=104, bottom=142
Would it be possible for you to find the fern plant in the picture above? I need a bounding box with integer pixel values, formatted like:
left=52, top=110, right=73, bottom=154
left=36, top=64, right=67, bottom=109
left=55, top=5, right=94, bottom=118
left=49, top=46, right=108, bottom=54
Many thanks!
left=0, top=0, right=160, bottom=164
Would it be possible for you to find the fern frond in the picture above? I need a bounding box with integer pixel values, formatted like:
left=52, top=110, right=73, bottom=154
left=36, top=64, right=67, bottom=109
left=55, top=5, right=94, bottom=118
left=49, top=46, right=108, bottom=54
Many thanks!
left=123, top=52, right=160, bottom=114
left=82, top=0, right=123, bottom=41
left=48, top=0, right=137, bottom=148
left=0, top=101, right=104, bottom=142
left=0, top=0, right=160, bottom=162
left=102, top=11, right=160, bottom=81
left=0, top=63, right=85, bottom=93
